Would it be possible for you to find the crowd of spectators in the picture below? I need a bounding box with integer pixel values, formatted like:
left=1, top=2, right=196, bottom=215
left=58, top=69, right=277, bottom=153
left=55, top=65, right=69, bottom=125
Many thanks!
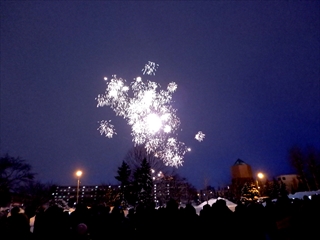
left=0, top=194, right=319, bottom=240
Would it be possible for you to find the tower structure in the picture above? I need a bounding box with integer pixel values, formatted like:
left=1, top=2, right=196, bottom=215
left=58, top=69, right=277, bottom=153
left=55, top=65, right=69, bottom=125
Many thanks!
left=230, top=159, right=254, bottom=200
left=231, top=159, right=253, bottom=179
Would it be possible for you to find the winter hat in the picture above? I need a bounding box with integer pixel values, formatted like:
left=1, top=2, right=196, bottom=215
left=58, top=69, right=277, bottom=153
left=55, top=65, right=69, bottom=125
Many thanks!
left=77, top=223, right=88, bottom=235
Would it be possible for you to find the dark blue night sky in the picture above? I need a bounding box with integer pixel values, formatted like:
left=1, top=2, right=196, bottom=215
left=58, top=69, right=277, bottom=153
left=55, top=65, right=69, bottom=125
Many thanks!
left=1, top=1, right=319, bottom=189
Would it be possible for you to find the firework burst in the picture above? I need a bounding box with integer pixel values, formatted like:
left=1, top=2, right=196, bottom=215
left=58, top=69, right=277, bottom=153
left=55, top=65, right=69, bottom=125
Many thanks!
left=195, top=131, right=205, bottom=142
left=96, top=62, right=204, bottom=167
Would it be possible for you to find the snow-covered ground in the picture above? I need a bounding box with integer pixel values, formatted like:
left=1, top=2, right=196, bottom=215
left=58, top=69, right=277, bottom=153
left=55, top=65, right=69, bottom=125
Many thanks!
left=288, top=189, right=320, bottom=200
left=192, top=189, right=320, bottom=214
left=193, top=197, right=237, bottom=215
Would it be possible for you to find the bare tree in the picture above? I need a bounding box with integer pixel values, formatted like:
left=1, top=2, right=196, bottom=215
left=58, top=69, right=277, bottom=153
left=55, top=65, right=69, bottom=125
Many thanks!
left=19, top=181, right=56, bottom=208
left=203, top=177, right=210, bottom=204
left=289, top=146, right=310, bottom=191
left=0, top=154, right=35, bottom=188
left=0, top=154, right=36, bottom=206
left=124, top=145, right=170, bottom=176
left=306, top=146, right=320, bottom=190
left=164, top=173, right=197, bottom=204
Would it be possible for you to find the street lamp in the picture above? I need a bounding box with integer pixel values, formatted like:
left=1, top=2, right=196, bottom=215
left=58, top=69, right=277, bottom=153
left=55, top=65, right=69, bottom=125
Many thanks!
left=256, top=172, right=264, bottom=195
left=76, top=170, right=82, bottom=204
left=257, top=172, right=264, bottom=180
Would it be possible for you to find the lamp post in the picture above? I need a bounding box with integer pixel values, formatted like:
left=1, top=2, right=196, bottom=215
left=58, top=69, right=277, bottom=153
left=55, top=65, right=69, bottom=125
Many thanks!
left=76, top=170, right=82, bottom=204
left=257, top=172, right=264, bottom=195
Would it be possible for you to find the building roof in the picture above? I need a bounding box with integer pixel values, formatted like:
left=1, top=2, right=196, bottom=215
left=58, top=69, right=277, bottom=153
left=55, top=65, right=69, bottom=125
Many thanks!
left=233, top=159, right=248, bottom=166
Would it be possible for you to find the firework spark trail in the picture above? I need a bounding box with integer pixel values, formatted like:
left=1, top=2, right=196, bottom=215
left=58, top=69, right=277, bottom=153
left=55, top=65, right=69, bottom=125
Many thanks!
left=142, top=61, right=159, bottom=75
left=97, top=62, right=205, bottom=167
left=97, top=120, right=116, bottom=138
